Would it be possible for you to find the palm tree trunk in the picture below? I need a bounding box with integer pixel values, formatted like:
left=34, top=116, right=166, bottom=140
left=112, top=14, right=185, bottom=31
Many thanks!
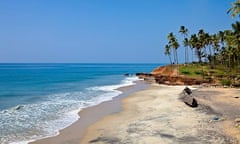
left=197, top=49, right=202, bottom=63
left=204, top=47, right=207, bottom=63
left=185, top=47, right=188, bottom=64
left=168, top=55, right=172, bottom=65
left=176, top=51, right=179, bottom=64
left=173, top=49, right=177, bottom=64
left=208, top=46, right=214, bottom=68
left=191, top=48, right=194, bottom=63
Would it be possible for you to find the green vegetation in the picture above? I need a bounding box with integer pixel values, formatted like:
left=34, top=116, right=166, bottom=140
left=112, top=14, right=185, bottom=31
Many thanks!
left=221, top=79, right=232, bottom=86
left=177, top=63, right=240, bottom=86
left=162, top=0, right=240, bottom=86
left=179, top=64, right=203, bottom=79
left=178, top=64, right=226, bottom=78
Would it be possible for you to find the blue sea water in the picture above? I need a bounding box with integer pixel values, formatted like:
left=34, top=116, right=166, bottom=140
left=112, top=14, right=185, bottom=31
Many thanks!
left=0, top=63, right=162, bottom=144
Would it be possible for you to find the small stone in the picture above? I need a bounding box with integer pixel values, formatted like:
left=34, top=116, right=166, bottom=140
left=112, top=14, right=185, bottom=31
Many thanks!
left=213, top=116, right=219, bottom=121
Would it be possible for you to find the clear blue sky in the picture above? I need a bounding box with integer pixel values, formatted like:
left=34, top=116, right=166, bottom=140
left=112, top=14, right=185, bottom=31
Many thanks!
left=0, top=0, right=236, bottom=63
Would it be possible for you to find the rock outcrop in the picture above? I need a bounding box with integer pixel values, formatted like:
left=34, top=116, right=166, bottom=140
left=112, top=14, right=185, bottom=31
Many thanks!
left=136, top=73, right=208, bottom=85
left=179, top=87, right=198, bottom=108
left=136, top=65, right=209, bottom=86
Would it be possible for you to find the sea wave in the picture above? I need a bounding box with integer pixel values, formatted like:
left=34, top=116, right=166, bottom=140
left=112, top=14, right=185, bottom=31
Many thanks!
left=87, top=76, right=139, bottom=91
left=0, top=76, right=140, bottom=144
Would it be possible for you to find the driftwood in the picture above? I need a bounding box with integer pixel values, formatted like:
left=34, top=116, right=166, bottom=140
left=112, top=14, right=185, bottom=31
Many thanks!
left=179, top=87, right=198, bottom=108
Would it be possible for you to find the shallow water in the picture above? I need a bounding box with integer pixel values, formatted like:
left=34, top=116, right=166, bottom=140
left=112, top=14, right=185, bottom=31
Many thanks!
left=0, top=63, right=162, bottom=144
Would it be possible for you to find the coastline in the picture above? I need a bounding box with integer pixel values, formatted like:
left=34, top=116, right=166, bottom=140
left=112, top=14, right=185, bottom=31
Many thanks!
left=30, top=81, right=240, bottom=143
left=30, top=80, right=150, bottom=144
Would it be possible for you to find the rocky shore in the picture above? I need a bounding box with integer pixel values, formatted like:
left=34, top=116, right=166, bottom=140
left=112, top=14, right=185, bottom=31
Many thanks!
left=136, top=73, right=208, bottom=85
left=136, top=66, right=211, bottom=86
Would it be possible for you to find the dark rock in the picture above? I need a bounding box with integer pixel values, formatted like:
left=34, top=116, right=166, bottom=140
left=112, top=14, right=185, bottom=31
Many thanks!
left=136, top=73, right=155, bottom=82
left=15, top=105, right=24, bottom=111
left=184, top=87, right=192, bottom=95
left=124, top=73, right=130, bottom=76
left=179, top=92, right=198, bottom=108
left=213, top=116, right=219, bottom=121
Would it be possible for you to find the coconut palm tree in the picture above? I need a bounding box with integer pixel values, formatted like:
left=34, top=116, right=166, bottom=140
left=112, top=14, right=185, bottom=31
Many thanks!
left=227, top=0, right=240, bottom=18
left=172, top=40, right=180, bottom=64
left=231, top=21, right=240, bottom=48
left=188, top=35, right=195, bottom=63
left=179, top=26, right=189, bottom=64
left=211, top=34, right=220, bottom=67
left=224, top=29, right=237, bottom=70
left=189, top=34, right=202, bottom=63
left=164, top=44, right=172, bottom=65
left=218, top=31, right=225, bottom=46
left=231, top=21, right=240, bottom=67
left=197, top=30, right=206, bottom=63
left=167, top=32, right=179, bottom=64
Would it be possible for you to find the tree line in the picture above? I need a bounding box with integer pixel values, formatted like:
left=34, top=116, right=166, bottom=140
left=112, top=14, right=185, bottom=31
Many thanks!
left=164, top=0, right=240, bottom=73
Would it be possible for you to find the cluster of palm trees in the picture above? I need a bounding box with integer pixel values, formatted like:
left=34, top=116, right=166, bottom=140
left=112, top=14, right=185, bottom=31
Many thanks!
left=164, top=0, right=240, bottom=72
left=165, top=23, right=240, bottom=69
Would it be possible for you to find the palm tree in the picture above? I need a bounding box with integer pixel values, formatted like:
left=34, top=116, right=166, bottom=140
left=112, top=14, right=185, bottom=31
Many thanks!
left=211, top=34, right=220, bottom=67
left=227, top=0, right=240, bottom=18
left=218, top=31, right=225, bottom=46
left=189, top=34, right=202, bottom=63
left=203, top=32, right=212, bottom=63
left=232, top=21, right=240, bottom=48
left=172, top=40, right=180, bottom=64
left=231, top=21, right=240, bottom=67
left=188, top=35, right=195, bottom=62
left=179, top=26, right=189, bottom=64
left=167, top=32, right=179, bottom=64
left=224, top=30, right=237, bottom=71
left=198, top=30, right=206, bottom=63
left=164, top=44, right=172, bottom=65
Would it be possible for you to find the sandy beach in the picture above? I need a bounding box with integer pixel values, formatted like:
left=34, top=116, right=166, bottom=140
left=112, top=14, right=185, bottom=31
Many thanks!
left=31, top=83, right=240, bottom=144
left=80, top=84, right=240, bottom=144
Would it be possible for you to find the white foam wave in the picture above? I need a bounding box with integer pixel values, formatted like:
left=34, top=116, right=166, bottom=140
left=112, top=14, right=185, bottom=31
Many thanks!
left=0, top=76, right=141, bottom=144
left=88, top=76, right=140, bottom=92
left=85, top=76, right=140, bottom=107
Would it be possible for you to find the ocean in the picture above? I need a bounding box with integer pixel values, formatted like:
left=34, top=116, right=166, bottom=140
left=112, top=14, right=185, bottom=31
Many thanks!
left=0, top=63, right=162, bottom=144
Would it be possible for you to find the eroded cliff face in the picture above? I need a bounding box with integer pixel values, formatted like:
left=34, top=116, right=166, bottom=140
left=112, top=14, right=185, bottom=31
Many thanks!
left=137, top=66, right=209, bottom=85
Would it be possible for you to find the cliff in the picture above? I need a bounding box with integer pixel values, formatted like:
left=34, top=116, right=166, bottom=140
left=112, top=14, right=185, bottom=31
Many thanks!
left=136, top=65, right=209, bottom=85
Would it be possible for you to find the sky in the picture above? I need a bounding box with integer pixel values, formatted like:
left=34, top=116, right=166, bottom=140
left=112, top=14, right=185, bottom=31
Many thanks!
left=0, top=0, right=236, bottom=63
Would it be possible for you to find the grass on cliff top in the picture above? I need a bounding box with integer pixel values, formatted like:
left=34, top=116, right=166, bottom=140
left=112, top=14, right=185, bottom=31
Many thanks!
left=164, top=63, right=240, bottom=86
left=178, top=63, right=226, bottom=79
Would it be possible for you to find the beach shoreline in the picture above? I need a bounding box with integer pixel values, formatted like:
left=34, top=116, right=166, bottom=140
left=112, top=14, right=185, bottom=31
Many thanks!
left=30, top=82, right=240, bottom=144
left=30, top=80, right=150, bottom=144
